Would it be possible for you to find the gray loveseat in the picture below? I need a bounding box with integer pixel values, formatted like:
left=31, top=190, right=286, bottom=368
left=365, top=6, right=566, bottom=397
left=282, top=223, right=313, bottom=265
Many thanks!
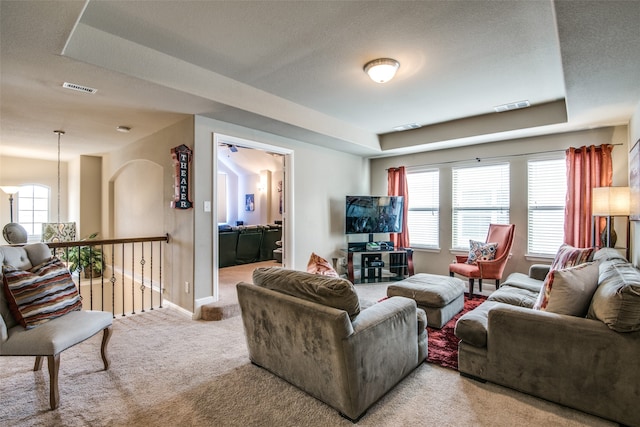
left=455, top=248, right=640, bottom=427
left=237, top=267, right=427, bottom=422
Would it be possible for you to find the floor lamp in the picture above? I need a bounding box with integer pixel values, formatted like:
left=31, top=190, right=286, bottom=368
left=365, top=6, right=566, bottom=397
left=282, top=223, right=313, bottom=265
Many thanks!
left=592, top=186, right=631, bottom=258
left=1, top=185, right=28, bottom=244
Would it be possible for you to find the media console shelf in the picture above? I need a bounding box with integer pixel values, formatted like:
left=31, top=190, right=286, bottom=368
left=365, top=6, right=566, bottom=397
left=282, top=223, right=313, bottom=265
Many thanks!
left=342, top=248, right=414, bottom=284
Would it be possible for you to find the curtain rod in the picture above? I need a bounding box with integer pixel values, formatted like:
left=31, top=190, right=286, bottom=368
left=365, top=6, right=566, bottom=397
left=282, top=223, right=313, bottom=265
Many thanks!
left=385, top=143, right=624, bottom=170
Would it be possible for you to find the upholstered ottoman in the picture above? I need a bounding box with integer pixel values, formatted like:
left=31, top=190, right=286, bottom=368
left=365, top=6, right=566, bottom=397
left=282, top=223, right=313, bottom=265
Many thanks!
left=387, top=273, right=465, bottom=328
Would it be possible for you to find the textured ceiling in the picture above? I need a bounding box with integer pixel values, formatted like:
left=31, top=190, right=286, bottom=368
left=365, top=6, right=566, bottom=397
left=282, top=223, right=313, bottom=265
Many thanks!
left=1, top=1, right=639, bottom=161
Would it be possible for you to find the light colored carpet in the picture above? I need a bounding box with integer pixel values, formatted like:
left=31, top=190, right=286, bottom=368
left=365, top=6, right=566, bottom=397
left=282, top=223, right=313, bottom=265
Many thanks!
left=0, top=307, right=616, bottom=426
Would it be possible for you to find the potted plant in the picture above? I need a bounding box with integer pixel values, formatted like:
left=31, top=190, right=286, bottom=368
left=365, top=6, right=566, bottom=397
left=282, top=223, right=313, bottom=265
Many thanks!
left=62, top=232, right=104, bottom=278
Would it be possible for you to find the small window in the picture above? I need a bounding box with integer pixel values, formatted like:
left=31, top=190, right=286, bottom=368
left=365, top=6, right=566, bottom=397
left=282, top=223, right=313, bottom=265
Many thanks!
left=528, top=158, right=566, bottom=256
left=406, top=169, right=439, bottom=248
left=452, top=163, right=510, bottom=249
left=17, top=184, right=50, bottom=239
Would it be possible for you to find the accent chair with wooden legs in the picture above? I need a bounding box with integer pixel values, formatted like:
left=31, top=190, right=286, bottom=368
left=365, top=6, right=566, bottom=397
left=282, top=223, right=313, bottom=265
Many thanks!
left=0, top=243, right=113, bottom=409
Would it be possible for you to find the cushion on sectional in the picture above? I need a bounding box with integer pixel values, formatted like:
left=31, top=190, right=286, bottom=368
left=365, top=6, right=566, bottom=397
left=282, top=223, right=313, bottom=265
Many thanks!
left=587, top=262, right=640, bottom=332
left=2, top=257, right=82, bottom=329
left=253, top=267, right=360, bottom=317
left=592, top=247, right=628, bottom=263
left=538, top=261, right=600, bottom=316
left=500, top=272, right=544, bottom=293
left=466, top=240, right=498, bottom=265
left=306, top=252, right=339, bottom=278
left=454, top=300, right=502, bottom=348
left=487, top=285, right=540, bottom=308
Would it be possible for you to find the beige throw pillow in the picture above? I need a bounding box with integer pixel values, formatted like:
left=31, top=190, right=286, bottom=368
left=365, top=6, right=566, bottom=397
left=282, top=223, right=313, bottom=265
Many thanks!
left=541, top=261, right=600, bottom=316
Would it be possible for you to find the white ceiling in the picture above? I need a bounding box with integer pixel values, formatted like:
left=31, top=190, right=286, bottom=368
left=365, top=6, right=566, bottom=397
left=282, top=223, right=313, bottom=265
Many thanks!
left=1, top=1, right=639, bottom=162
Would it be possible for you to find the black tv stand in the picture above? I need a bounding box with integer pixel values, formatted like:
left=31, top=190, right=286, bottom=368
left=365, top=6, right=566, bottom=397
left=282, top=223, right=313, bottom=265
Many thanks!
left=342, top=248, right=414, bottom=284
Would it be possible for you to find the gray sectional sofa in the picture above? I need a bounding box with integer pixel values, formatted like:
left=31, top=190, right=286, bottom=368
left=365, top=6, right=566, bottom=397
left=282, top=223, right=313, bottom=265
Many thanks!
left=237, top=267, right=427, bottom=422
left=455, top=248, right=640, bottom=427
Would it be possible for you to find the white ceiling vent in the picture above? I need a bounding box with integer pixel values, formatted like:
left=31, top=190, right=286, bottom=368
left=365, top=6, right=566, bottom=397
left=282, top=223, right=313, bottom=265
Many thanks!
left=494, top=100, right=530, bottom=113
left=62, top=82, right=97, bottom=94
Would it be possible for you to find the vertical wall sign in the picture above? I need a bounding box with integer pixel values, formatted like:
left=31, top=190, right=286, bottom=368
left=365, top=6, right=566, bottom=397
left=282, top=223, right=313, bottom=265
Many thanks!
left=171, top=144, right=193, bottom=209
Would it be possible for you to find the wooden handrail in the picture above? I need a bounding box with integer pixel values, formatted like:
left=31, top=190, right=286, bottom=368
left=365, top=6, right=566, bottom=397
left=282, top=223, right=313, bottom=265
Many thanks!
left=46, top=234, right=169, bottom=249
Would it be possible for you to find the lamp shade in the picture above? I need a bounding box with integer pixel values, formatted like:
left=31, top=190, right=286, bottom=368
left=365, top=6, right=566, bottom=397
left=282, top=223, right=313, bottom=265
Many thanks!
left=592, top=186, right=631, bottom=216
left=0, top=186, right=21, bottom=195
left=364, top=58, right=400, bottom=83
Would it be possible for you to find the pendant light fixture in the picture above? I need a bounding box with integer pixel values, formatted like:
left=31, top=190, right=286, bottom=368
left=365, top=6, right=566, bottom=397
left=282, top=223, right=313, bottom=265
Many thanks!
left=364, top=58, right=400, bottom=83
left=54, top=130, right=64, bottom=238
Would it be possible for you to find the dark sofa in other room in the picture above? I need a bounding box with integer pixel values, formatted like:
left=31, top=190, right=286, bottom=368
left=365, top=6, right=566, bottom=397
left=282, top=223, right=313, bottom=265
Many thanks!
left=218, top=224, right=282, bottom=268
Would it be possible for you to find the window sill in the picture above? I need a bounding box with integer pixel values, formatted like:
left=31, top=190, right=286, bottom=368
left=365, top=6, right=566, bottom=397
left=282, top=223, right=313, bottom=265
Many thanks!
left=525, top=253, right=555, bottom=262
left=409, top=246, right=441, bottom=254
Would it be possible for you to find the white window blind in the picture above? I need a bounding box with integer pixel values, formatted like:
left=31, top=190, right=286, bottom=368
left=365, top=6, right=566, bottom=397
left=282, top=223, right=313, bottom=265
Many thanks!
left=528, top=158, right=566, bottom=256
left=17, top=184, right=50, bottom=238
left=452, top=163, right=510, bottom=249
left=406, top=169, right=439, bottom=248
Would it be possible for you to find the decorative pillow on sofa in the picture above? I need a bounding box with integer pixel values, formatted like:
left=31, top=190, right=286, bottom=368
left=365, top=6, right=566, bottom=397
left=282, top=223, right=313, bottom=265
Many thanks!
left=587, top=261, right=640, bottom=332
left=535, top=261, right=600, bottom=316
left=466, top=240, right=498, bottom=265
left=2, top=257, right=82, bottom=329
left=253, top=267, right=360, bottom=317
left=533, top=244, right=596, bottom=310
left=306, top=252, right=339, bottom=278
left=549, top=244, right=596, bottom=271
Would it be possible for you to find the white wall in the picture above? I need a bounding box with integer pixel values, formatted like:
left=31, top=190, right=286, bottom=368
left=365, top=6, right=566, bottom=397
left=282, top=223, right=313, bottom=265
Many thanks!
left=370, top=126, right=630, bottom=285
left=102, top=117, right=196, bottom=312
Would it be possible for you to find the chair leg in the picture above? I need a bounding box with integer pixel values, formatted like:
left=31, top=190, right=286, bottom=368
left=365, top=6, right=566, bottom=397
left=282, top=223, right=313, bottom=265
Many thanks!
left=34, top=356, right=43, bottom=371
left=496, top=279, right=500, bottom=290
left=478, top=279, right=483, bottom=293
left=47, top=354, right=60, bottom=410
left=101, top=326, right=113, bottom=370
left=468, top=279, right=474, bottom=298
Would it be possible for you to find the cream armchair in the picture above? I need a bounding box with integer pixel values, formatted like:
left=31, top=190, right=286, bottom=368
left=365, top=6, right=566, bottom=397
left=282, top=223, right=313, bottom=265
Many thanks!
left=0, top=243, right=113, bottom=409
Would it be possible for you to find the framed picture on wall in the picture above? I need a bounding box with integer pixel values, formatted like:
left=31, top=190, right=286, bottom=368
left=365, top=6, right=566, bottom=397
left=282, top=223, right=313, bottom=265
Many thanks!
left=245, top=194, right=255, bottom=212
left=631, top=139, right=639, bottom=221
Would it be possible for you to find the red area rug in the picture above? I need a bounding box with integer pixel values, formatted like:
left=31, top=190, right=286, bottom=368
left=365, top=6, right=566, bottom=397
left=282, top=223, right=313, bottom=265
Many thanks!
left=426, top=294, right=487, bottom=370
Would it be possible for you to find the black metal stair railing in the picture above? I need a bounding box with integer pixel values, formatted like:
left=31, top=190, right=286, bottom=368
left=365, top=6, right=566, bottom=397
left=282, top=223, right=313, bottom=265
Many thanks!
left=46, top=234, right=169, bottom=317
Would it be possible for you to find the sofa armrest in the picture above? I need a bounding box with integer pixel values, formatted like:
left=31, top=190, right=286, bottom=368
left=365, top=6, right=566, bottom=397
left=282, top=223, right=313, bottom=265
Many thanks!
left=528, top=264, right=550, bottom=281
left=345, top=296, right=421, bottom=418
left=486, top=305, right=640, bottom=424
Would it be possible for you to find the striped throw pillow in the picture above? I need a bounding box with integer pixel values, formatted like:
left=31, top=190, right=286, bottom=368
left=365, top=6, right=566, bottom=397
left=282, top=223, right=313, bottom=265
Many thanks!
left=2, top=257, right=82, bottom=329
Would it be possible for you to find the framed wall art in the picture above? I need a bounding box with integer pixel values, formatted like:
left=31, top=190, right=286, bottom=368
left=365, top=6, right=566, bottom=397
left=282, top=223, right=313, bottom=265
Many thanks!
left=245, top=194, right=255, bottom=212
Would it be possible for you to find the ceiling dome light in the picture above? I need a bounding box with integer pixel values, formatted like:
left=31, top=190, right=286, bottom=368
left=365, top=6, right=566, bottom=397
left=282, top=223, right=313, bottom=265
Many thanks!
left=364, top=58, right=400, bottom=83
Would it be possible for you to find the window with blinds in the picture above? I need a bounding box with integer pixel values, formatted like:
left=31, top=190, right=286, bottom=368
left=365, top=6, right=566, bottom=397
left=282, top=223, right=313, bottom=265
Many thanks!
left=406, top=169, right=439, bottom=248
left=528, top=158, right=566, bottom=256
left=452, top=163, right=510, bottom=249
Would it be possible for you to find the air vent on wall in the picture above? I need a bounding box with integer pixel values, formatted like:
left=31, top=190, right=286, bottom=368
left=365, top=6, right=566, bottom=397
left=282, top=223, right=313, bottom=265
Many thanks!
left=494, top=100, right=530, bottom=113
left=62, top=82, right=97, bottom=94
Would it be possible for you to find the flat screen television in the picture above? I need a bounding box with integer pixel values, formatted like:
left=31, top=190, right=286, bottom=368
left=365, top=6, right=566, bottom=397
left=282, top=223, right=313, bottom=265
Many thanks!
left=345, top=195, right=404, bottom=237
